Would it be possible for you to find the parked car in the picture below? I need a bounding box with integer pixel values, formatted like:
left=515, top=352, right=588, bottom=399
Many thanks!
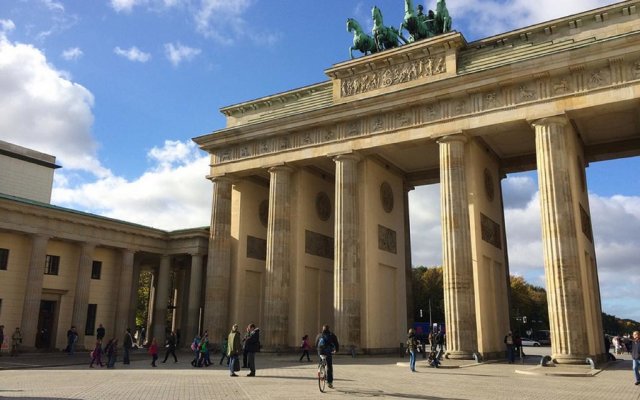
left=521, top=339, right=541, bottom=347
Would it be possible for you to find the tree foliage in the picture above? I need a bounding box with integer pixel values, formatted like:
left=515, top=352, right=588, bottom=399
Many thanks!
left=411, top=266, right=639, bottom=335
left=135, top=271, right=152, bottom=328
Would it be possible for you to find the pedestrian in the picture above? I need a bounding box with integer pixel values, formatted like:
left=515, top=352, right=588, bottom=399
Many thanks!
left=66, top=326, right=78, bottom=355
left=199, top=333, right=211, bottom=367
left=299, top=334, right=311, bottom=362
left=406, top=328, right=417, bottom=372
left=219, top=336, right=229, bottom=365
left=242, top=324, right=250, bottom=368
left=96, top=323, right=105, bottom=342
left=0, top=325, right=4, bottom=356
left=90, top=339, right=104, bottom=368
left=631, top=330, right=640, bottom=385
left=190, top=334, right=201, bottom=367
left=123, top=328, right=133, bottom=364
left=162, top=330, right=178, bottom=363
left=140, top=326, right=146, bottom=346
left=315, top=324, right=339, bottom=389
left=245, top=323, right=260, bottom=377
left=504, top=330, right=515, bottom=363
left=227, top=324, right=242, bottom=377
left=149, top=337, right=159, bottom=367
left=10, top=327, right=22, bottom=356
left=105, top=338, right=117, bottom=368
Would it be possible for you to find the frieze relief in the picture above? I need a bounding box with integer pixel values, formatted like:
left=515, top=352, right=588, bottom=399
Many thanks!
left=214, top=57, right=640, bottom=166
left=378, top=224, right=397, bottom=254
left=340, top=55, right=446, bottom=98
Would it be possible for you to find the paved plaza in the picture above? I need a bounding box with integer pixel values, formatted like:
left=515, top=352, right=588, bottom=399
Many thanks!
left=0, top=348, right=639, bottom=399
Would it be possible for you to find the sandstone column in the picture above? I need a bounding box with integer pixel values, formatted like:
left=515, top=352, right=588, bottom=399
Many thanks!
left=152, top=255, right=171, bottom=342
left=204, top=176, right=233, bottom=341
left=20, top=234, right=49, bottom=348
left=186, top=253, right=204, bottom=340
left=263, top=165, right=293, bottom=349
left=533, top=117, right=588, bottom=364
left=438, top=134, right=477, bottom=359
left=404, top=183, right=415, bottom=326
left=333, top=154, right=361, bottom=350
left=128, top=259, right=141, bottom=334
left=71, top=242, right=96, bottom=347
left=115, top=249, right=135, bottom=338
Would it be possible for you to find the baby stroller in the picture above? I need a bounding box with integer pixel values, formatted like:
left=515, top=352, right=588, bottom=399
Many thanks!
left=427, top=351, right=440, bottom=368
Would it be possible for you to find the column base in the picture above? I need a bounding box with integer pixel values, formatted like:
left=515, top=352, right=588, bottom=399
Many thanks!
left=445, top=350, right=476, bottom=360
left=552, top=353, right=589, bottom=365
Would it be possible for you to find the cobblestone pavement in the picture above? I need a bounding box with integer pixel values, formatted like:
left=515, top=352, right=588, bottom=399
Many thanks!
left=0, top=349, right=639, bottom=399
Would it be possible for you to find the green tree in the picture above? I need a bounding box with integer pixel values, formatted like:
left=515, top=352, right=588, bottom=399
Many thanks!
left=411, top=266, right=445, bottom=325
left=135, top=271, right=152, bottom=328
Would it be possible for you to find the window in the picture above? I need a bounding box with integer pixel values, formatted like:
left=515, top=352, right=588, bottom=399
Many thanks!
left=0, top=248, right=8, bottom=270
left=85, top=304, right=97, bottom=336
left=44, top=255, right=60, bottom=275
left=91, top=261, right=102, bottom=280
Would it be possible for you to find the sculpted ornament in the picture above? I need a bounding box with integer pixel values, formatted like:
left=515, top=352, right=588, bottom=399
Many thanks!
left=633, top=60, right=640, bottom=78
left=553, top=78, right=571, bottom=93
left=380, top=181, right=394, bottom=213
left=519, top=85, right=536, bottom=100
left=340, top=55, right=446, bottom=97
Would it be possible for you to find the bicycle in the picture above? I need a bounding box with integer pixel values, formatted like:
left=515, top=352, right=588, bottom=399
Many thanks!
left=317, top=354, right=327, bottom=392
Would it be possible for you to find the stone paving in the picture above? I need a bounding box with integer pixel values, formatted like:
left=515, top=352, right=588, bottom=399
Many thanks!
left=0, top=348, right=639, bottom=399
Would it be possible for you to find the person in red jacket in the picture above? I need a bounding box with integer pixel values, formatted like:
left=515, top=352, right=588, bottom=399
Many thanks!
left=148, top=338, right=159, bottom=367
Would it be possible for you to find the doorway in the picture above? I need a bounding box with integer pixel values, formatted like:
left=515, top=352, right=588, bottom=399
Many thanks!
left=36, top=300, right=56, bottom=350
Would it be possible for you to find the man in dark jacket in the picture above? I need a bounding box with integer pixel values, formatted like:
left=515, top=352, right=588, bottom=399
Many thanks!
left=315, top=325, right=339, bottom=389
left=632, top=330, right=640, bottom=385
left=123, top=328, right=134, bottom=364
left=162, top=330, right=178, bottom=363
left=244, top=324, right=260, bottom=377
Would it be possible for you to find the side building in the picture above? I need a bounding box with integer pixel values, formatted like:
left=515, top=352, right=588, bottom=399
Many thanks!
left=0, top=141, right=209, bottom=351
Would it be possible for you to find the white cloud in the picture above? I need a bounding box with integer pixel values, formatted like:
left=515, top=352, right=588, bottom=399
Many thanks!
left=110, top=0, right=143, bottom=13
left=164, top=42, right=201, bottom=67
left=0, top=19, right=16, bottom=35
left=0, top=34, right=107, bottom=176
left=52, top=140, right=212, bottom=230
left=114, top=46, right=151, bottom=62
left=436, top=0, right=616, bottom=39
left=407, top=175, right=640, bottom=321
left=61, top=47, right=83, bottom=60
left=41, top=0, right=65, bottom=12
left=109, top=0, right=183, bottom=13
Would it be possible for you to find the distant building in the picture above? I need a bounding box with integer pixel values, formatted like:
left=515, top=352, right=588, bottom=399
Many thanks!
left=0, top=140, right=59, bottom=203
left=0, top=142, right=208, bottom=352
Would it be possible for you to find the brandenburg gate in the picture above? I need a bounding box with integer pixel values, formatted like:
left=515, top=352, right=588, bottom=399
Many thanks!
left=194, top=1, right=640, bottom=364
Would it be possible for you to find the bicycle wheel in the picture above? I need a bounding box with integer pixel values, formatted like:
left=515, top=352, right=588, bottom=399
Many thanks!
left=318, top=363, right=326, bottom=393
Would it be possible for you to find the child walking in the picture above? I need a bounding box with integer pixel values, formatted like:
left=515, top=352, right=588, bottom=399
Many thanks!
left=149, top=338, right=158, bottom=367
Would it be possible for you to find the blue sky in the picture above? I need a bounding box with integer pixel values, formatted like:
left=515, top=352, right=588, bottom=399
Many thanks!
left=1, top=0, right=639, bottom=324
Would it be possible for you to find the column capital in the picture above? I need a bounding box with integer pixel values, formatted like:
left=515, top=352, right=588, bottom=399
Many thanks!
left=331, top=152, right=362, bottom=163
left=207, top=175, right=234, bottom=184
left=403, top=182, right=415, bottom=193
left=436, top=133, right=467, bottom=145
left=267, top=164, right=294, bottom=174
left=530, top=115, right=569, bottom=129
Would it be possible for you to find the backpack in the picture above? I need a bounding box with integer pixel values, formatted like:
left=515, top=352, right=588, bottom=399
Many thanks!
left=318, top=333, right=333, bottom=354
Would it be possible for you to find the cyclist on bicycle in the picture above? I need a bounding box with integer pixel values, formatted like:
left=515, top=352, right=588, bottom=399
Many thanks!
left=315, top=325, right=339, bottom=389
